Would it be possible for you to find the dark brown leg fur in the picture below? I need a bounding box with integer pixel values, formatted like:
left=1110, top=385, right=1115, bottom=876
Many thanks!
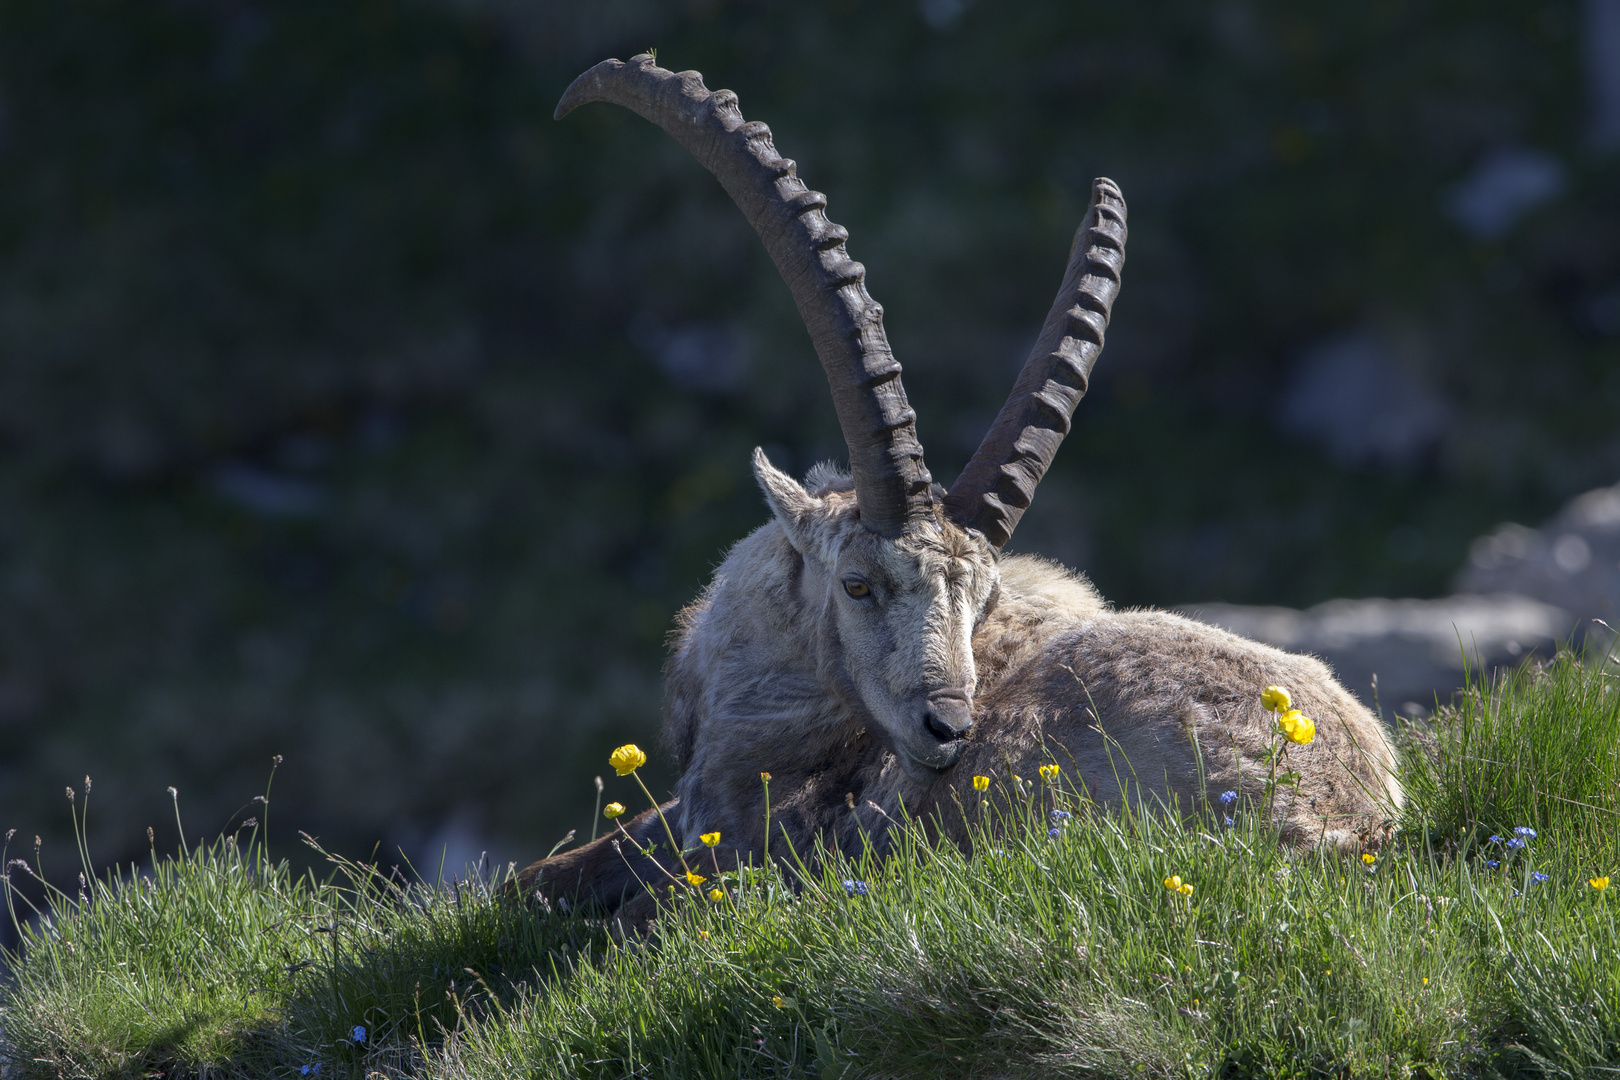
left=515, top=801, right=683, bottom=915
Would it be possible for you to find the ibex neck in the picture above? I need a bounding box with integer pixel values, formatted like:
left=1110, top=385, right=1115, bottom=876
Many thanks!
left=662, top=520, right=870, bottom=849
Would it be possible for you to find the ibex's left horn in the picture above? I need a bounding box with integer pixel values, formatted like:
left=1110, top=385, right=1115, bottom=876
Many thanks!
left=557, top=55, right=935, bottom=537
left=943, top=178, right=1126, bottom=547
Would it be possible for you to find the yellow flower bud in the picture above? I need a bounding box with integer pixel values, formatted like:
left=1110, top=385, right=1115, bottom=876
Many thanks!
left=685, top=870, right=706, bottom=887
left=700, top=831, right=721, bottom=848
left=609, top=744, right=647, bottom=776
left=709, top=888, right=724, bottom=901
left=1260, top=686, right=1292, bottom=713
left=771, top=995, right=785, bottom=1009
left=972, top=775, right=990, bottom=792
left=603, top=802, right=626, bottom=819
left=1362, top=853, right=1376, bottom=865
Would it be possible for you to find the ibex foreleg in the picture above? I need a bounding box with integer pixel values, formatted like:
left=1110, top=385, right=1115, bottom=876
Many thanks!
left=516, top=801, right=684, bottom=916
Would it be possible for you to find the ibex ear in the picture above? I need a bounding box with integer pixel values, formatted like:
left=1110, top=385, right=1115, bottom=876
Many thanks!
left=752, top=448, right=832, bottom=562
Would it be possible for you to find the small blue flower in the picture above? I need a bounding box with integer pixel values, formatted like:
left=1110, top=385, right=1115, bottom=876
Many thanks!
left=842, top=879, right=868, bottom=896
left=1219, top=790, right=1238, bottom=805
left=1486, top=860, right=1500, bottom=869
left=1531, top=871, right=1549, bottom=884
left=1049, top=809, right=1071, bottom=823
left=1223, top=816, right=1234, bottom=828
left=1487, top=835, right=1503, bottom=845
left=1506, top=838, right=1526, bottom=851
left=1515, top=826, right=1537, bottom=839
left=301, top=1069, right=310, bottom=1077
left=351, top=1025, right=367, bottom=1045
left=1047, top=827, right=1061, bottom=839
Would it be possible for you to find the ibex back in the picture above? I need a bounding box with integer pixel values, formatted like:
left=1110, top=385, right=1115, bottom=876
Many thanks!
left=521, top=56, right=1401, bottom=915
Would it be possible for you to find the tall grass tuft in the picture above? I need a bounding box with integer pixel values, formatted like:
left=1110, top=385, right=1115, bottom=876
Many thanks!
left=1399, top=642, right=1620, bottom=863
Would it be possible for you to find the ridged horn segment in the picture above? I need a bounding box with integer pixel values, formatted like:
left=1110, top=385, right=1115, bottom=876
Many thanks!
left=943, top=178, right=1127, bottom=547
left=557, top=55, right=933, bottom=536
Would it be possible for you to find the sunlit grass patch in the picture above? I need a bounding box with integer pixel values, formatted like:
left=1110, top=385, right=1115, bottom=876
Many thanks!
left=2, top=823, right=328, bottom=1077
left=1399, top=645, right=1620, bottom=864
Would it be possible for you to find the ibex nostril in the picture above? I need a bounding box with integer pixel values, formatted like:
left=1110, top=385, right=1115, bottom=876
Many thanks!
left=923, top=696, right=974, bottom=743
left=924, top=712, right=957, bottom=743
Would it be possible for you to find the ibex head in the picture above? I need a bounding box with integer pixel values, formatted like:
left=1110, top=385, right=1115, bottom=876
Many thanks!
left=751, top=451, right=997, bottom=778
left=559, top=56, right=1126, bottom=781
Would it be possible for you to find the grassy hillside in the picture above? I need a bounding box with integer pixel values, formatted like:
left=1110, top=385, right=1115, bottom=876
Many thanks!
left=4, top=649, right=1620, bottom=1078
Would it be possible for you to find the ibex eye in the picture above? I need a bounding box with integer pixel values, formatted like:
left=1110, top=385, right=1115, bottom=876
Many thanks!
left=843, top=579, right=871, bottom=599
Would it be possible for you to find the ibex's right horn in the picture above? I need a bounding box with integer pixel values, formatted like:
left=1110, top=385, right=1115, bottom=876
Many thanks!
left=557, top=55, right=934, bottom=537
left=943, top=178, right=1127, bottom=547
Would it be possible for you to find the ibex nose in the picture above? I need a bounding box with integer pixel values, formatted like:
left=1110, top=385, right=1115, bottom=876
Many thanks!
left=922, top=691, right=974, bottom=744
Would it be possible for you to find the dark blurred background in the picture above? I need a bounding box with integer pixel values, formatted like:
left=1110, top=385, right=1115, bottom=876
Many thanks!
left=1, top=0, right=1616, bottom=878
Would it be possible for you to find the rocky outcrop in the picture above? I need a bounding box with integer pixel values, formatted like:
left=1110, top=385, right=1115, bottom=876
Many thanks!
left=1182, top=594, right=1573, bottom=715
left=1182, top=481, right=1619, bottom=715
left=1455, top=482, right=1620, bottom=637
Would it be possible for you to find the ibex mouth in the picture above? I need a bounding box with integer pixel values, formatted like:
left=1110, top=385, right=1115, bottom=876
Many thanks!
left=901, top=739, right=964, bottom=783
left=897, top=690, right=973, bottom=781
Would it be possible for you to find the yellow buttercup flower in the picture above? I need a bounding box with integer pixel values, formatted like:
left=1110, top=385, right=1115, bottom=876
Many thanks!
left=1591, top=876, right=1610, bottom=891
left=1277, top=709, right=1316, bottom=745
left=1039, top=763, right=1060, bottom=782
left=609, top=744, right=647, bottom=776
left=1260, top=685, right=1292, bottom=713
left=1180, top=882, right=1194, bottom=896
left=603, top=802, right=626, bottom=819
left=1362, top=853, right=1376, bottom=865
left=1164, top=875, right=1183, bottom=892
left=771, top=995, right=785, bottom=1009
left=686, top=870, right=706, bottom=886
left=972, top=775, right=990, bottom=792
left=700, top=831, right=721, bottom=847
left=709, top=887, right=724, bottom=901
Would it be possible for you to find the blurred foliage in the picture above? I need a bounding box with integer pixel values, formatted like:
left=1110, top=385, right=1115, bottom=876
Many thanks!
left=0, top=0, right=1615, bottom=869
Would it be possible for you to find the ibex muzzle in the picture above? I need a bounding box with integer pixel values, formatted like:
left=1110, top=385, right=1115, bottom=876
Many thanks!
left=923, top=690, right=974, bottom=744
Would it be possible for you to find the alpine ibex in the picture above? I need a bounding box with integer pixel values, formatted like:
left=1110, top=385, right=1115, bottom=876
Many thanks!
left=521, top=56, right=1401, bottom=912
